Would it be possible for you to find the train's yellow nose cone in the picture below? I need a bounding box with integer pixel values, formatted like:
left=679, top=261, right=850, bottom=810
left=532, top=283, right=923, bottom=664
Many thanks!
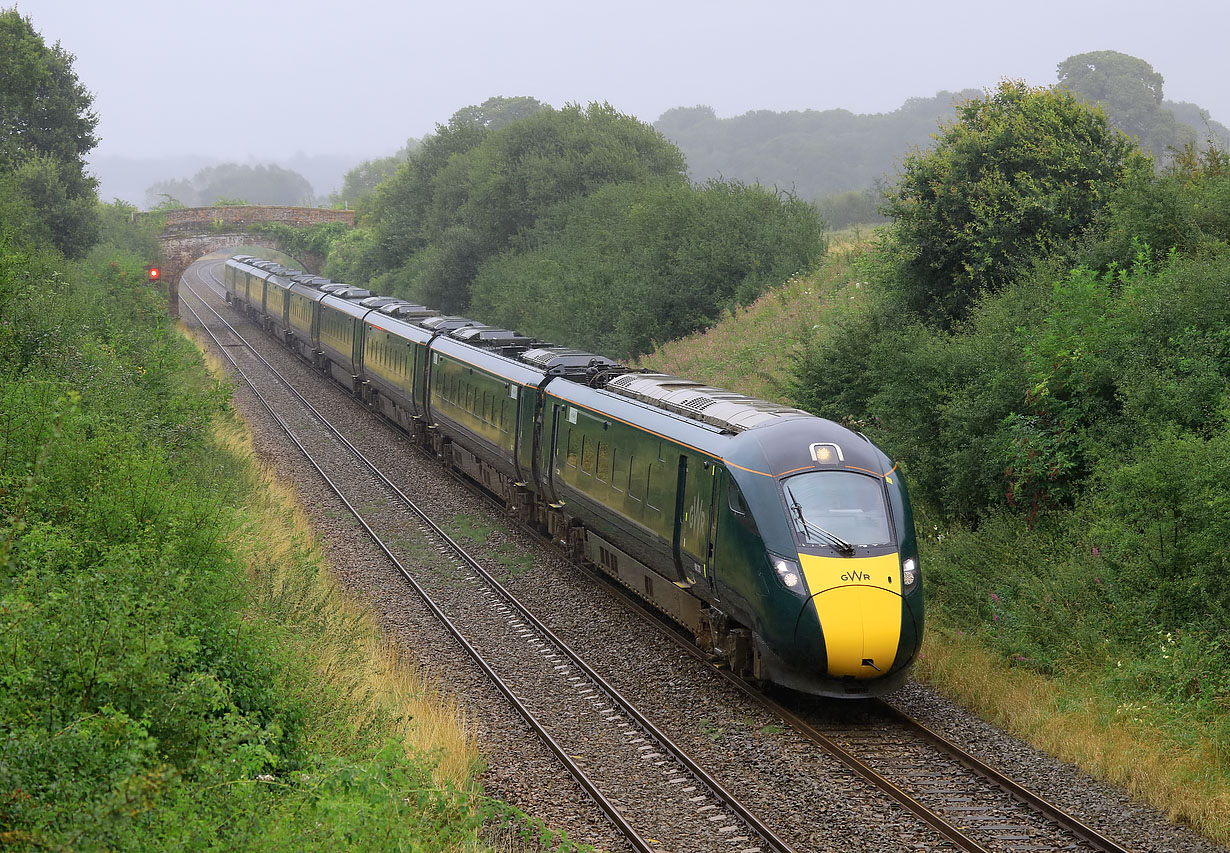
left=799, top=553, right=903, bottom=678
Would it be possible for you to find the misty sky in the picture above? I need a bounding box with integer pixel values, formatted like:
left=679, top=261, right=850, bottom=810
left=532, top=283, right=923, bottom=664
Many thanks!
left=12, top=0, right=1227, bottom=166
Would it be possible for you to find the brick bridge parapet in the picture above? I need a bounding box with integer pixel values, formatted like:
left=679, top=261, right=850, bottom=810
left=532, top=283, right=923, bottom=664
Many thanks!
left=158, top=204, right=355, bottom=233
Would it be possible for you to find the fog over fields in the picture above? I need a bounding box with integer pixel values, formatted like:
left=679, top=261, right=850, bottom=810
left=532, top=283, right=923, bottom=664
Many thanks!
left=11, top=0, right=1224, bottom=202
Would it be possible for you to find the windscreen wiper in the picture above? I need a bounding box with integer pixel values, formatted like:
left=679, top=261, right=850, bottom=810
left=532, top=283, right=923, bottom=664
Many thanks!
left=785, top=486, right=855, bottom=555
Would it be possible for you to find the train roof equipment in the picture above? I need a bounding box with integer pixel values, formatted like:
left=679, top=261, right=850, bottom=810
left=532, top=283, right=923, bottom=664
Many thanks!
left=450, top=326, right=536, bottom=347
left=604, top=372, right=811, bottom=434
left=419, top=315, right=482, bottom=333
left=517, top=346, right=628, bottom=387
left=324, top=285, right=372, bottom=299
left=358, top=296, right=402, bottom=309
left=377, top=302, right=438, bottom=319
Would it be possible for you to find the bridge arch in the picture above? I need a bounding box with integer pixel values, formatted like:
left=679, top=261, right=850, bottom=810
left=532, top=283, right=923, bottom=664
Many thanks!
left=154, top=205, right=355, bottom=317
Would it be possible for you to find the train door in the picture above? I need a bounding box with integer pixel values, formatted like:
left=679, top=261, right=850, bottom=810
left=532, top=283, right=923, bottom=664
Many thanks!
left=536, top=401, right=563, bottom=505
left=676, top=455, right=720, bottom=590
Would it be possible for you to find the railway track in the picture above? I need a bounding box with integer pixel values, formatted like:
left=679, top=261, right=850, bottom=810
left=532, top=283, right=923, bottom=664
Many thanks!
left=180, top=256, right=1139, bottom=853
left=179, top=263, right=795, bottom=853
left=550, top=515, right=1138, bottom=853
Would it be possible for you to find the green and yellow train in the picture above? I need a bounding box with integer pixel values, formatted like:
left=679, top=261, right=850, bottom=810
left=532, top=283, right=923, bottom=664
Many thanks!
left=223, top=255, right=923, bottom=697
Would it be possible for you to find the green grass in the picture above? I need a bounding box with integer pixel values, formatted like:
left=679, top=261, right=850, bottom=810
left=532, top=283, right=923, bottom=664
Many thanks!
left=0, top=241, right=587, bottom=851
left=636, top=257, right=863, bottom=402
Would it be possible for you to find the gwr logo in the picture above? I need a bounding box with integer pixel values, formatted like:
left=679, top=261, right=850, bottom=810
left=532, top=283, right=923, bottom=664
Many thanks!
left=841, top=570, right=871, bottom=582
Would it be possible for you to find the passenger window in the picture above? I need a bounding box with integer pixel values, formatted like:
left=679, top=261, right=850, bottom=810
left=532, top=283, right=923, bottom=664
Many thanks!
left=581, top=435, right=596, bottom=475
left=627, top=455, right=641, bottom=500
left=608, top=448, right=621, bottom=491
left=567, top=429, right=579, bottom=469
left=646, top=463, right=659, bottom=511
left=597, top=442, right=611, bottom=482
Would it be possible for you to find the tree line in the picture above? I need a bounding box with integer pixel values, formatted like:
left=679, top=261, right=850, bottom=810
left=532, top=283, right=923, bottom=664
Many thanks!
left=654, top=51, right=1228, bottom=227
left=0, top=10, right=504, bottom=847
left=788, top=78, right=1230, bottom=704
left=325, top=97, right=827, bottom=359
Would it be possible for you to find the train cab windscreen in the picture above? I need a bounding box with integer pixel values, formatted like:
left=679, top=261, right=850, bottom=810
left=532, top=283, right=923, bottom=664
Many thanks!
left=781, top=472, right=892, bottom=551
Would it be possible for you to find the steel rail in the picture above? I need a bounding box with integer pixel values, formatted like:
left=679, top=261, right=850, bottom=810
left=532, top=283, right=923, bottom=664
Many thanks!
left=877, top=704, right=1133, bottom=853
left=530, top=524, right=1136, bottom=853
left=178, top=278, right=658, bottom=853
left=181, top=268, right=797, bottom=853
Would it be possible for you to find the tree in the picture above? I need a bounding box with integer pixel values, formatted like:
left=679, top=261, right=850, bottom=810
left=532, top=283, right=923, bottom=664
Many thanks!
left=882, top=80, right=1148, bottom=326
left=1057, top=51, right=1195, bottom=163
left=329, top=139, right=421, bottom=208
left=145, top=163, right=315, bottom=207
left=470, top=179, right=825, bottom=357
left=363, top=101, right=688, bottom=309
left=449, top=96, right=546, bottom=130
left=0, top=9, right=99, bottom=255
left=653, top=91, right=984, bottom=206
left=364, top=117, right=490, bottom=272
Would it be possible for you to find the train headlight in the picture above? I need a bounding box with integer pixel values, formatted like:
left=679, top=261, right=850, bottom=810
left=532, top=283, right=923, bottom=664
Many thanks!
left=770, top=554, right=810, bottom=597
left=902, top=557, right=918, bottom=592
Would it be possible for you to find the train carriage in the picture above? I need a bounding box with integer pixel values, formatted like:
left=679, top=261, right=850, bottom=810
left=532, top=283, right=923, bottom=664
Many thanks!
left=545, top=372, right=923, bottom=695
left=285, top=280, right=328, bottom=362
left=360, top=310, right=436, bottom=435
left=223, top=257, right=269, bottom=315
left=260, top=267, right=296, bottom=338
left=222, top=258, right=245, bottom=305
left=245, top=261, right=284, bottom=314
left=427, top=330, right=545, bottom=497
left=538, top=374, right=720, bottom=635
left=317, top=287, right=374, bottom=393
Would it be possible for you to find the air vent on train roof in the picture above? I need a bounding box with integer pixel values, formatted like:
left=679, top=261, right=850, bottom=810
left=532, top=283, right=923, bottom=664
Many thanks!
left=682, top=395, right=718, bottom=412
left=378, top=302, right=437, bottom=319
left=603, top=372, right=811, bottom=433
left=329, top=286, right=372, bottom=299
left=359, top=296, right=401, bottom=309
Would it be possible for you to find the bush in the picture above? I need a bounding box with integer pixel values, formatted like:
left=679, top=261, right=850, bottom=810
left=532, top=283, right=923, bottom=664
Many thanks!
left=471, top=179, right=825, bottom=357
left=882, top=80, right=1148, bottom=326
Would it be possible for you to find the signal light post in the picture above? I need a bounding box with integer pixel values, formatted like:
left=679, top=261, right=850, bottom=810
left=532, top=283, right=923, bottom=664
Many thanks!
left=146, top=263, right=178, bottom=319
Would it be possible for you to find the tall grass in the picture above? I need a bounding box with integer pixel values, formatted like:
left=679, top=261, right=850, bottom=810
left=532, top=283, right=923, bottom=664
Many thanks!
left=206, top=390, right=481, bottom=789
left=918, top=629, right=1230, bottom=841
left=637, top=263, right=855, bottom=401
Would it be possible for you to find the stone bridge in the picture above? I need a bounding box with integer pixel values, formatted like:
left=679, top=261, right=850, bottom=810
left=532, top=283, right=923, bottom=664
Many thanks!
left=156, top=205, right=355, bottom=317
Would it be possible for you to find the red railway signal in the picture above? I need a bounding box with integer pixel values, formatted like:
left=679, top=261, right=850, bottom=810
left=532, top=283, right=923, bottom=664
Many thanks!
left=147, top=266, right=161, bottom=281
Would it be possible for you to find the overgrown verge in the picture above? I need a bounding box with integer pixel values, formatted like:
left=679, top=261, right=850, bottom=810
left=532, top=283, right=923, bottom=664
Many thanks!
left=646, top=242, right=1230, bottom=842
left=642, top=126, right=1230, bottom=838
left=0, top=240, right=578, bottom=849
